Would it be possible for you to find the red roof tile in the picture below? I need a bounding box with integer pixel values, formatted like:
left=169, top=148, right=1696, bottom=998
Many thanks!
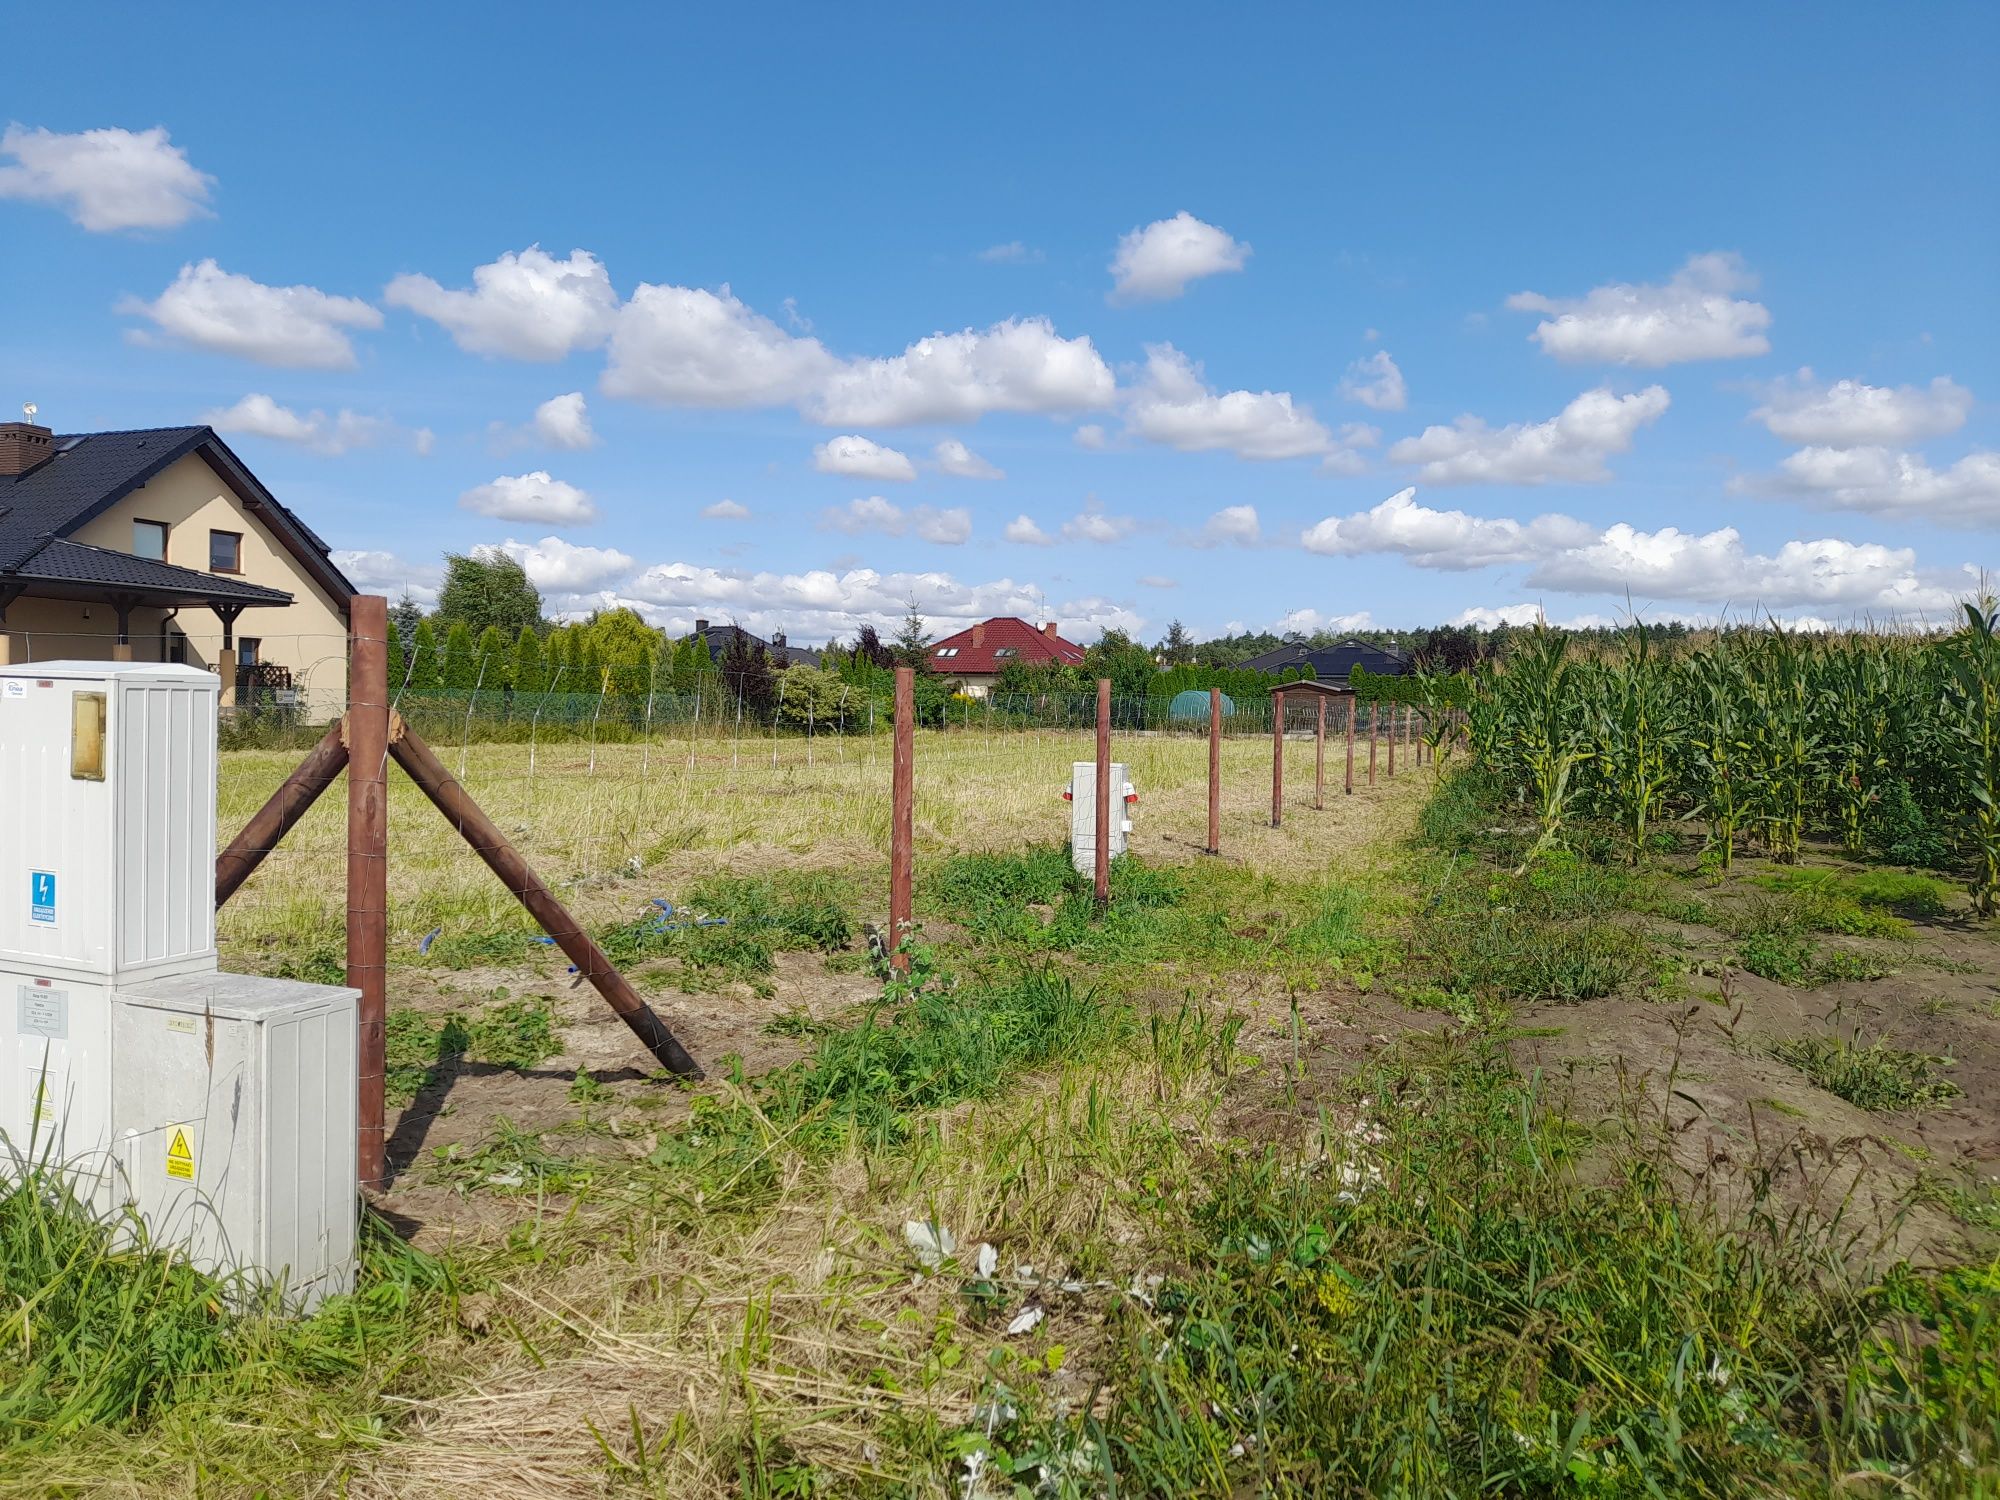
left=926, top=616, right=1085, bottom=675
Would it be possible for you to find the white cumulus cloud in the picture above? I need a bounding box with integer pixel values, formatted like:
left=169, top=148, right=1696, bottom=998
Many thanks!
left=820, top=496, right=971, bottom=544
left=604, top=286, right=1112, bottom=427
left=204, top=393, right=425, bottom=456
left=120, top=260, right=381, bottom=369
left=603, top=282, right=838, bottom=407
left=1338, top=350, right=1407, bottom=412
left=1004, top=515, right=1053, bottom=545
left=1273, top=607, right=1373, bottom=635
left=811, top=316, right=1116, bottom=426
left=484, top=536, right=634, bottom=592
left=1750, top=370, right=1973, bottom=447
left=1387, top=386, right=1670, bottom=484
left=1742, top=446, right=2000, bottom=528
left=1062, top=500, right=1138, bottom=544
left=0, top=124, right=214, bottom=232
left=530, top=391, right=597, bottom=449
left=1507, top=252, right=1771, bottom=366
left=1126, top=344, right=1357, bottom=463
left=1199, top=504, right=1262, bottom=547
left=1301, top=487, right=1596, bottom=568
left=702, top=499, right=750, bottom=520
left=385, top=247, right=618, bottom=360
left=813, top=435, right=916, bottom=482
left=1109, top=211, right=1251, bottom=302
left=1526, top=525, right=1966, bottom=615
left=615, top=563, right=1140, bottom=643
left=458, top=471, right=597, bottom=525
left=933, top=437, right=1003, bottom=479
left=332, top=549, right=441, bottom=608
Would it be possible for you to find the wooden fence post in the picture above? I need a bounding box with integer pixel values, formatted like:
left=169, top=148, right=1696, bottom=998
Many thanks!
left=1270, top=690, right=1285, bottom=828
left=1369, top=701, right=1379, bottom=788
left=1094, top=678, right=1111, bottom=908
left=1344, top=695, right=1356, bottom=795
left=346, top=595, right=389, bottom=1190
left=1314, top=693, right=1326, bottom=810
left=890, top=666, right=914, bottom=970
left=1206, top=687, right=1221, bottom=856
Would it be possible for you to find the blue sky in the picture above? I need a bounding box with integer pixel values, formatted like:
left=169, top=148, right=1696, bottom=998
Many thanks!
left=4, top=2, right=1995, bottom=643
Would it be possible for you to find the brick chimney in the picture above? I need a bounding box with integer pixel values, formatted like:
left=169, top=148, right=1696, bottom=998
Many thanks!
left=1042, top=620, right=1059, bottom=640
left=971, top=621, right=985, bottom=647
left=693, top=618, right=709, bottom=635
left=0, top=421, right=54, bottom=477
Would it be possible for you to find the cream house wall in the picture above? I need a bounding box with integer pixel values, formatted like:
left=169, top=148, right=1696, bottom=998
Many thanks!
left=63, top=452, right=351, bottom=707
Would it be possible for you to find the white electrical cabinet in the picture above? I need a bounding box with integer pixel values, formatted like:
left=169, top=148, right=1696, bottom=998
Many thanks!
left=0, top=662, right=218, bottom=983
left=113, top=973, right=358, bottom=1307
left=1, top=662, right=358, bottom=1311
left=1067, top=761, right=1134, bottom=876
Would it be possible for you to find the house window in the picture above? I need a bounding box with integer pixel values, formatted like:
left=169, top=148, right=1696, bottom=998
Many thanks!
left=935, top=646, right=959, bottom=658
left=209, top=529, right=242, bottom=573
left=993, top=647, right=1018, bottom=659
left=238, top=638, right=261, bottom=668
left=165, top=630, right=188, bottom=665
left=133, top=519, right=167, bottom=560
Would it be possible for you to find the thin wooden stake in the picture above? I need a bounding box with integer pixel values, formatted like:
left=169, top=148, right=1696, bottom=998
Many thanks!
left=890, top=666, right=914, bottom=968
left=1345, top=695, right=1356, bottom=795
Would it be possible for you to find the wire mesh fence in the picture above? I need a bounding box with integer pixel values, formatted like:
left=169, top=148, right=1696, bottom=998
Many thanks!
left=5, top=629, right=1442, bottom=962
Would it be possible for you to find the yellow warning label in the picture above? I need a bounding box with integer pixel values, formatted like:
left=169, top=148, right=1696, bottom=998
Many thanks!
left=28, top=1078, right=53, bottom=1126
left=166, top=1126, right=196, bottom=1181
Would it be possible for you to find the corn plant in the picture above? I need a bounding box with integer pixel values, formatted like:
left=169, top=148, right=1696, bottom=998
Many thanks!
left=1942, top=599, right=2000, bottom=913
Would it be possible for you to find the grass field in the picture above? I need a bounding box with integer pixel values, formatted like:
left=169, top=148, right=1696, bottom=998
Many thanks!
left=5, top=723, right=1997, bottom=1498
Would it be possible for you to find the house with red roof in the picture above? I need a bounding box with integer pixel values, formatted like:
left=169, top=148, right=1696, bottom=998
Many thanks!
left=926, top=616, right=1085, bottom=698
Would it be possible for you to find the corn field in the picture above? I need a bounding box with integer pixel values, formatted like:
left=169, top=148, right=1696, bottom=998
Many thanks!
left=1448, top=603, right=2000, bottom=910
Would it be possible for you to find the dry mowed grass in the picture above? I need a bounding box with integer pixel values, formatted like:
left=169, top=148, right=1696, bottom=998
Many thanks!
left=217, top=726, right=1427, bottom=954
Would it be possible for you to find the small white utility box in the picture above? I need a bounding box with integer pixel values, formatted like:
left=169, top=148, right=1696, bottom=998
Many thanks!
left=1065, top=761, right=1135, bottom=876
left=3, top=973, right=116, bottom=1205
left=114, top=973, right=359, bottom=1309
left=0, top=662, right=219, bottom=983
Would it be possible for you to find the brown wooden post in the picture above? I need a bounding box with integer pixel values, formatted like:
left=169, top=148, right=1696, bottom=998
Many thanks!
left=390, top=726, right=702, bottom=1078
left=890, top=666, right=914, bottom=970
left=1344, top=695, right=1356, bottom=795
left=1205, top=687, right=1221, bottom=855
left=216, top=724, right=348, bottom=907
left=1314, top=693, right=1326, bottom=810
left=1094, top=677, right=1111, bottom=908
left=346, top=595, right=389, bottom=1190
left=1270, top=690, right=1285, bottom=828
left=1368, top=701, right=1379, bottom=787
left=1387, top=700, right=1397, bottom=777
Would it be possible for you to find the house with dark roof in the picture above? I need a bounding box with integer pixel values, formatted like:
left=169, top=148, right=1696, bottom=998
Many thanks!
left=1238, top=637, right=1411, bottom=686
left=687, top=618, right=821, bottom=668
left=925, top=617, right=1085, bottom=698
left=0, top=420, right=355, bottom=707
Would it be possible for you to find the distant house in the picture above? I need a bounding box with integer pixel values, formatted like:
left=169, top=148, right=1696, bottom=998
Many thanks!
left=687, top=618, right=820, bottom=667
left=1239, top=637, right=1410, bottom=687
left=925, top=617, right=1085, bottom=699
left=0, top=420, right=355, bottom=709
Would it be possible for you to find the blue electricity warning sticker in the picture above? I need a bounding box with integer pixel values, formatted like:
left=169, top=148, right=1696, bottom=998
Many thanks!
left=29, top=871, right=56, bottom=926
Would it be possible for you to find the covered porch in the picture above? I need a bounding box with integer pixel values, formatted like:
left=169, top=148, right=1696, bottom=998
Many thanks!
left=0, top=539, right=293, bottom=704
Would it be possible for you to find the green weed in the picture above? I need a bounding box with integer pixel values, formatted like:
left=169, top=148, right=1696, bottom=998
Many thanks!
left=1772, top=1032, right=1963, bottom=1111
